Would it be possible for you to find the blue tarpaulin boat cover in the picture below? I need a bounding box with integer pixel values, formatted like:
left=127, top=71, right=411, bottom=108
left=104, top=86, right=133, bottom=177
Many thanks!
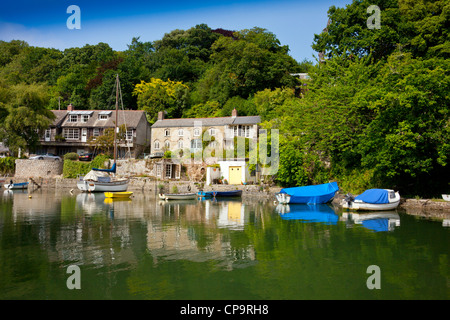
left=279, top=182, right=339, bottom=204
left=92, top=163, right=116, bottom=173
left=355, top=189, right=389, bottom=204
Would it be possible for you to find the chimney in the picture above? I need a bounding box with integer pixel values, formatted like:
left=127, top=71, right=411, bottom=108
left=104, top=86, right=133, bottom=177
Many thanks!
left=232, top=108, right=238, bottom=118
left=158, top=110, right=165, bottom=121
left=67, top=104, right=74, bottom=112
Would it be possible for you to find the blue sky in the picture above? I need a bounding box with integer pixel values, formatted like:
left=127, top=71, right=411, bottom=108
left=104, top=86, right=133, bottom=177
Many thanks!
left=0, top=0, right=352, bottom=62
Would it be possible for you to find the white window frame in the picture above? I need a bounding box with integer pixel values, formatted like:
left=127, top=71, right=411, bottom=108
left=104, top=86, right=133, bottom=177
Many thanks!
left=99, top=114, right=108, bottom=120
left=178, top=129, right=184, bottom=136
left=68, top=114, right=78, bottom=123
left=164, top=140, right=170, bottom=149
left=194, top=128, right=201, bottom=136
left=63, top=128, right=80, bottom=140
left=164, top=129, right=170, bottom=137
left=165, top=164, right=172, bottom=179
left=154, top=140, right=160, bottom=150
left=93, top=128, right=100, bottom=137
left=178, top=140, right=184, bottom=149
left=156, top=164, right=162, bottom=177
left=126, top=129, right=133, bottom=141
left=82, top=115, right=89, bottom=122
left=209, top=128, right=216, bottom=136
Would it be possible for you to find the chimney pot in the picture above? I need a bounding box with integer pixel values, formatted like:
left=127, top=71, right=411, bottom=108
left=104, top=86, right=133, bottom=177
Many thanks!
left=158, top=111, right=165, bottom=121
left=67, top=104, right=74, bottom=112
left=232, top=108, right=238, bottom=117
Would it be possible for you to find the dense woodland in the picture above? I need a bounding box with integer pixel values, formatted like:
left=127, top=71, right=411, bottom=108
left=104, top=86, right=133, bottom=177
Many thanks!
left=0, top=0, right=448, bottom=197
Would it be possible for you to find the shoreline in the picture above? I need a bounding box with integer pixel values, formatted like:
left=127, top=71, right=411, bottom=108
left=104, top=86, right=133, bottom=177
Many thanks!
left=6, top=176, right=450, bottom=219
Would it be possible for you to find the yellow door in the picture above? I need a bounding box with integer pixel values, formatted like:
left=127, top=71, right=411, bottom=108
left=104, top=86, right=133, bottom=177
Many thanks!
left=229, top=166, right=241, bottom=185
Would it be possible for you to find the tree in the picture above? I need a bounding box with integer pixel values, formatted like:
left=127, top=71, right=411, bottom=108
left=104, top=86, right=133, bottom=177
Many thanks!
left=0, top=83, right=54, bottom=155
left=133, top=78, right=189, bottom=122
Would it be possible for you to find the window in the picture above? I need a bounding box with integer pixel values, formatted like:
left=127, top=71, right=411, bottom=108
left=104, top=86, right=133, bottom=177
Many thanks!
left=69, top=114, right=78, bottom=123
left=126, top=129, right=133, bottom=141
left=209, top=128, right=216, bottom=136
left=165, top=164, right=172, bottom=178
left=93, top=128, right=100, bottom=137
left=154, top=140, right=160, bottom=150
left=156, top=164, right=162, bottom=177
left=82, top=115, right=89, bottom=122
left=44, top=129, right=51, bottom=139
left=63, top=128, right=80, bottom=140
left=178, top=129, right=184, bottom=136
left=191, top=139, right=202, bottom=150
left=164, top=129, right=170, bottom=137
left=194, top=128, right=201, bottom=136
left=99, top=114, right=108, bottom=120
left=178, top=140, right=183, bottom=149
left=164, top=140, right=170, bottom=149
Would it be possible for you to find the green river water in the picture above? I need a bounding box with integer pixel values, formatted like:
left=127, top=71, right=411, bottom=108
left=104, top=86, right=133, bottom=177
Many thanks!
left=0, top=189, right=448, bottom=300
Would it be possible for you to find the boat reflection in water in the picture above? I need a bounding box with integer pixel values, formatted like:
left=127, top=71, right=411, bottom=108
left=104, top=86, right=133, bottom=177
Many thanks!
left=341, top=211, right=400, bottom=232
left=275, top=203, right=339, bottom=225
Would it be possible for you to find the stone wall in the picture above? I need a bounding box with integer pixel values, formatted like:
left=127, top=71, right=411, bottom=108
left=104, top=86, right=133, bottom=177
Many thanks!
left=15, top=159, right=63, bottom=178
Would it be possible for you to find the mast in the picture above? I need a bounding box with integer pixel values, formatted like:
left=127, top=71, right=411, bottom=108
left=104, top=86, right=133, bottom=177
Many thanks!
left=114, top=74, right=119, bottom=163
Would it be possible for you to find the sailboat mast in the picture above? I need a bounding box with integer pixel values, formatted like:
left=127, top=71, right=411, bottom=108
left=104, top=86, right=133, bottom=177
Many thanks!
left=114, top=74, right=119, bottom=163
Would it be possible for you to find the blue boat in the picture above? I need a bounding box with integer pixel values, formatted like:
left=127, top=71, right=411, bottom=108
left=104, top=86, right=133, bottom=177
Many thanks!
left=198, top=190, right=243, bottom=198
left=5, top=182, right=29, bottom=190
left=276, top=182, right=339, bottom=204
left=276, top=204, right=339, bottom=225
left=198, top=191, right=214, bottom=198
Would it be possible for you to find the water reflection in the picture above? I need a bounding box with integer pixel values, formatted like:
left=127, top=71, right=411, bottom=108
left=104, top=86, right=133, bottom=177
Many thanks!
left=341, top=211, right=401, bottom=232
left=275, top=203, right=339, bottom=225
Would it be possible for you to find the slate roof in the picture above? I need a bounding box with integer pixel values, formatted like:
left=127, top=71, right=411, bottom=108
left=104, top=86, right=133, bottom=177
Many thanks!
left=50, top=110, right=147, bottom=128
left=151, top=116, right=261, bottom=128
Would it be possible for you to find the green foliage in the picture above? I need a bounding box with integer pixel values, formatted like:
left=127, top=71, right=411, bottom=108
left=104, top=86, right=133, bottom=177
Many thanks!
left=0, top=157, right=16, bottom=175
left=63, top=152, right=79, bottom=161
left=63, top=154, right=111, bottom=178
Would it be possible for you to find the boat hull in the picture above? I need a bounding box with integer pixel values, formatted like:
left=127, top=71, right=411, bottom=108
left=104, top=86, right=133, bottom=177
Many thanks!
left=275, top=191, right=336, bottom=204
left=442, top=194, right=450, bottom=202
left=5, top=182, right=29, bottom=190
left=77, top=179, right=129, bottom=192
left=159, top=193, right=197, bottom=200
left=104, top=191, right=133, bottom=199
left=212, top=190, right=242, bottom=197
left=341, top=200, right=400, bottom=211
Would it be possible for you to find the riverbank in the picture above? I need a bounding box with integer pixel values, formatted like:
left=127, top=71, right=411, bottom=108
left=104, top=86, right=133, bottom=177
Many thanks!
left=6, top=176, right=449, bottom=219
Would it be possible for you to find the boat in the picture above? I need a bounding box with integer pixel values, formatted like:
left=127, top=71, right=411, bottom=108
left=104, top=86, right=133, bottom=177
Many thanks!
left=275, top=182, right=339, bottom=204
left=442, top=194, right=450, bottom=202
left=198, top=191, right=214, bottom=198
left=104, top=191, right=133, bottom=199
left=159, top=193, right=198, bottom=200
left=4, top=182, right=29, bottom=190
left=212, top=190, right=242, bottom=197
left=198, top=190, right=243, bottom=198
left=341, top=189, right=400, bottom=211
left=77, top=74, right=129, bottom=193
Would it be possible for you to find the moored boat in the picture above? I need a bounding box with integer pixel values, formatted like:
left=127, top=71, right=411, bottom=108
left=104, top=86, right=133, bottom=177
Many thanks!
left=198, top=191, right=214, bottom=198
left=159, top=193, right=197, bottom=200
left=341, top=189, right=400, bottom=211
left=442, top=194, right=450, bottom=202
left=5, top=182, right=29, bottom=190
left=276, top=182, right=339, bottom=204
left=104, top=191, right=133, bottom=199
left=212, top=190, right=242, bottom=197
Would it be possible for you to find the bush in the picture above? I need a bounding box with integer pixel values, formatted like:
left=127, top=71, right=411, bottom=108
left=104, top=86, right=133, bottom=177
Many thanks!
left=64, top=152, right=79, bottom=160
left=63, top=154, right=111, bottom=178
left=0, top=157, right=16, bottom=175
